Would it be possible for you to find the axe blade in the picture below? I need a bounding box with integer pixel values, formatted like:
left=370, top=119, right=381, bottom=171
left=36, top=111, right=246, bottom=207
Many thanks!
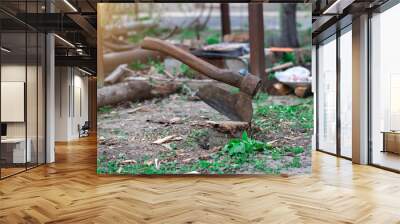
left=196, top=84, right=253, bottom=122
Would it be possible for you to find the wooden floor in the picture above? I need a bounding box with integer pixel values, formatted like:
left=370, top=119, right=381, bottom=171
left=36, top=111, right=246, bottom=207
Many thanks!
left=1, top=136, right=400, bottom=223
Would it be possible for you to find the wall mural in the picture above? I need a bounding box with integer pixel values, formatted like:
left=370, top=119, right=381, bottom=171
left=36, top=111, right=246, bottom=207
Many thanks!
left=97, top=3, right=313, bottom=175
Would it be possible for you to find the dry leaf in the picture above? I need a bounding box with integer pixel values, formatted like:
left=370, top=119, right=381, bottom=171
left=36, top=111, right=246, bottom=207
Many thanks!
left=169, top=117, right=182, bottom=124
left=185, top=171, right=200, bottom=174
left=145, top=160, right=154, bottom=166
left=155, top=159, right=160, bottom=170
left=120, top=159, right=137, bottom=165
left=182, top=158, right=193, bottom=163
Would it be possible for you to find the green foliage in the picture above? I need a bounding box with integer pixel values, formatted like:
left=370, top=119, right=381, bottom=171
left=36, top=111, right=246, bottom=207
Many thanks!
left=280, top=52, right=296, bottom=64
left=223, top=132, right=272, bottom=158
left=271, top=149, right=282, bottom=160
left=205, top=33, right=220, bottom=45
left=129, top=60, right=146, bottom=70
left=287, top=146, right=304, bottom=155
left=254, top=99, right=313, bottom=131
left=149, top=59, right=165, bottom=74
left=178, top=27, right=197, bottom=40
left=290, top=157, right=302, bottom=168
left=183, top=129, right=209, bottom=148
left=137, top=16, right=151, bottom=21
left=268, top=72, right=276, bottom=80
left=254, top=92, right=269, bottom=105
left=179, top=64, right=196, bottom=78
left=98, top=105, right=113, bottom=114
left=128, top=27, right=170, bottom=44
left=229, top=87, right=240, bottom=94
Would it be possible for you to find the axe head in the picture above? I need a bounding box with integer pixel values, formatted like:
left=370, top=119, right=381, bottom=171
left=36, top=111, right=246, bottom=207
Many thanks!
left=196, top=84, right=253, bottom=122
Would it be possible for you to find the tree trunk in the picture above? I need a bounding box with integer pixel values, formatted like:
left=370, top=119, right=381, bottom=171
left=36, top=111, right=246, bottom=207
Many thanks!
left=280, top=4, right=299, bottom=48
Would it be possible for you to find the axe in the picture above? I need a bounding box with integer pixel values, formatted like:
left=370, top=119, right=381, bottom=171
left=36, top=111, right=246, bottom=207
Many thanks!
left=141, top=37, right=261, bottom=122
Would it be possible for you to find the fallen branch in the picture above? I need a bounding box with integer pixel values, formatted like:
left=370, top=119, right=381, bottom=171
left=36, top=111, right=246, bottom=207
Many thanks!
left=104, top=64, right=129, bottom=85
left=265, top=62, right=294, bottom=74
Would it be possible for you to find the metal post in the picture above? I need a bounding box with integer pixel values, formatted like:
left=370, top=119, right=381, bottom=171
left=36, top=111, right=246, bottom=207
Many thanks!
left=220, top=3, right=231, bottom=38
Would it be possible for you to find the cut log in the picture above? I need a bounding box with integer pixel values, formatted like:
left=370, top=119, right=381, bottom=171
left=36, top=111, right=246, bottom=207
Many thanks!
left=265, top=62, right=294, bottom=74
left=97, top=78, right=179, bottom=107
left=104, top=64, right=129, bottom=85
left=294, top=86, right=312, bottom=98
left=103, top=48, right=165, bottom=73
left=268, top=82, right=292, bottom=96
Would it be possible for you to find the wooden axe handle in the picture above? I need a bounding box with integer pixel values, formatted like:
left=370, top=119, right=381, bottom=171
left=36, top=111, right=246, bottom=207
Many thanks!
left=141, top=37, right=261, bottom=96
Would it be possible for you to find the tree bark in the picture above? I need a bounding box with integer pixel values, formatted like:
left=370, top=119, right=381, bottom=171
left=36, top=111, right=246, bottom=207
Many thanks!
left=104, top=64, right=129, bottom=85
left=97, top=78, right=179, bottom=107
left=280, top=4, right=299, bottom=48
left=97, top=77, right=218, bottom=107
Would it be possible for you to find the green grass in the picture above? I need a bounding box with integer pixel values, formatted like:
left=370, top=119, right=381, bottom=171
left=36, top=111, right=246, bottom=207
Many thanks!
left=98, top=105, right=113, bottom=114
left=253, top=97, right=313, bottom=132
left=128, top=27, right=171, bottom=44
left=98, top=131, right=302, bottom=175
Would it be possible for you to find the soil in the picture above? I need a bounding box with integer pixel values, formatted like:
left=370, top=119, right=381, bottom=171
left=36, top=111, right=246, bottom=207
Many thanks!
left=98, top=94, right=311, bottom=175
left=98, top=94, right=312, bottom=175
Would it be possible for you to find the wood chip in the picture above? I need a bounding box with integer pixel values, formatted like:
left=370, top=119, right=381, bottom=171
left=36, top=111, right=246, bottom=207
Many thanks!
left=206, top=120, right=249, bottom=135
left=169, top=117, right=182, bottom=124
left=182, top=158, right=193, bottom=163
left=152, top=135, right=183, bottom=144
left=127, top=106, right=150, bottom=114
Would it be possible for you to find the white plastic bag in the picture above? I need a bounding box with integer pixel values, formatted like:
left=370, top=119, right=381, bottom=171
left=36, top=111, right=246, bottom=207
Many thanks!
left=275, top=66, right=311, bottom=88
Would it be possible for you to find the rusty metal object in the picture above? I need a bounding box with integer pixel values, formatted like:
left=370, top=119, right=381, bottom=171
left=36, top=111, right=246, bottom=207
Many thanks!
left=196, top=84, right=253, bottom=122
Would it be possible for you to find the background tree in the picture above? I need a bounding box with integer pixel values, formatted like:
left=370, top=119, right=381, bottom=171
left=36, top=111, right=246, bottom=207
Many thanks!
left=280, top=3, right=299, bottom=48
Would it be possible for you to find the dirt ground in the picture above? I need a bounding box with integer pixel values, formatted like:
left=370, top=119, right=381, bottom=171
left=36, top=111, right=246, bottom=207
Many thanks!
left=98, top=93, right=312, bottom=175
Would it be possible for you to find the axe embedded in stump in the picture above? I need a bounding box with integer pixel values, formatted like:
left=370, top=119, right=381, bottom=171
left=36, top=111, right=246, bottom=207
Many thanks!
left=141, top=37, right=261, bottom=122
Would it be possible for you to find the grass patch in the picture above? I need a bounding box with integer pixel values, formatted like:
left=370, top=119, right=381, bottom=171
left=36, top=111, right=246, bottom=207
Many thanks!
left=98, top=105, right=113, bottom=114
left=253, top=97, right=313, bottom=132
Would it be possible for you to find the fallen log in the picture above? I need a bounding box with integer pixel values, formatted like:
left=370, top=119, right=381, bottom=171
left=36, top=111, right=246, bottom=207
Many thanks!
left=124, top=76, right=217, bottom=91
left=98, top=77, right=217, bottom=107
left=267, top=82, right=292, bottom=96
left=103, top=48, right=165, bottom=73
left=97, top=78, right=179, bottom=107
left=294, top=86, right=312, bottom=98
left=104, top=64, right=129, bottom=85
